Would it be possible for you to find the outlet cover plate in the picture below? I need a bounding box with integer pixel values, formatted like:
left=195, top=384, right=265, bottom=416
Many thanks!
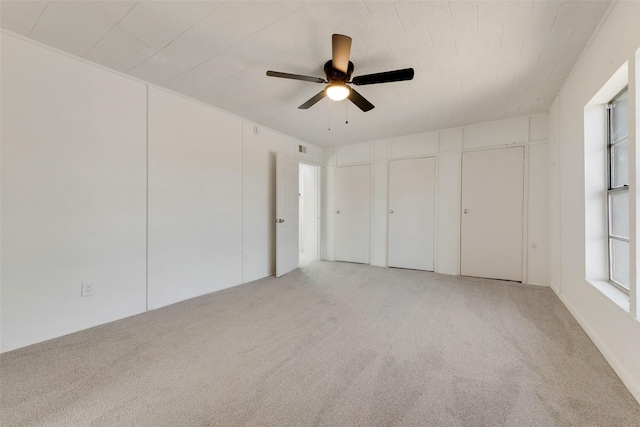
left=81, top=282, right=95, bottom=297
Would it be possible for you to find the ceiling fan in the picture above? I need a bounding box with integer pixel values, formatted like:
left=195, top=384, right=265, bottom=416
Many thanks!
left=266, top=34, right=414, bottom=112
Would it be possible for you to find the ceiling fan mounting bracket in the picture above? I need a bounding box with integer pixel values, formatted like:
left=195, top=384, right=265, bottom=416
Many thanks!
left=324, top=60, right=354, bottom=83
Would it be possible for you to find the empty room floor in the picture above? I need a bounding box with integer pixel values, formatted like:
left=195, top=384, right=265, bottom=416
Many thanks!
left=2, top=261, right=639, bottom=426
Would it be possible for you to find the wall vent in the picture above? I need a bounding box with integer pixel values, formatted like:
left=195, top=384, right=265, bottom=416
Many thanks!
left=298, top=145, right=307, bottom=154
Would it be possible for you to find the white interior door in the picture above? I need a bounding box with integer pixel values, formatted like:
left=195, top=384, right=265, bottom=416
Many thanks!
left=388, top=157, right=436, bottom=270
left=461, top=147, right=524, bottom=281
left=335, top=165, right=370, bottom=264
left=276, top=152, right=299, bottom=277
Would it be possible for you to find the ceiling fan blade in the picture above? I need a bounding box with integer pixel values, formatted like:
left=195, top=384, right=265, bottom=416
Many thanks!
left=298, top=91, right=327, bottom=109
left=347, top=88, right=374, bottom=112
left=332, top=34, right=352, bottom=74
left=266, top=71, right=325, bottom=83
left=351, top=68, right=415, bottom=86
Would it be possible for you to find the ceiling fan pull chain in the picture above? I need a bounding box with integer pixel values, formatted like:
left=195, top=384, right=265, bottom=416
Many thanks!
left=328, top=99, right=331, bottom=131
left=346, top=100, right=349, bottom=124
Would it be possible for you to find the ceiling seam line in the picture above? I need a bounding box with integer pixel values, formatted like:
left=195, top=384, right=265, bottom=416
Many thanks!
left=148, top=3, right=325, bottom=84
left=392, top=3, right=408, bottom=34
left=27, top=0, right=50, bottom=37
left=124, top=2, right=232, bottom=73
left=81, top=1, right=140, bottom=58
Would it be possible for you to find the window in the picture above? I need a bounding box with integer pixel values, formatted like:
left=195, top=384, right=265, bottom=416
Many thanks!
left=607, top=87, right=629, bottom=291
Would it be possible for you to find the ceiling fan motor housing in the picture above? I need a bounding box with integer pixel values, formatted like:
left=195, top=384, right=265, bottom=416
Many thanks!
left=324, top=60, right=354, bottom=83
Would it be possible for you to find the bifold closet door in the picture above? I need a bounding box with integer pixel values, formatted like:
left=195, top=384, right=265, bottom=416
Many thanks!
left=388, top=157, right=435, bottom=270
left=335, top=165, right=370, bottom=264
left=461, top=147, right=524, bottom=282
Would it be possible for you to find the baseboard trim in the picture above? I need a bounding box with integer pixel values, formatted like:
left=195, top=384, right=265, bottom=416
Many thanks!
left=552, top=287, right=640, bottom=405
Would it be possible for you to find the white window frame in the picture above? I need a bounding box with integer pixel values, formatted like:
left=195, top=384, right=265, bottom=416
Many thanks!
left=607, top=87, right=630, bottom=292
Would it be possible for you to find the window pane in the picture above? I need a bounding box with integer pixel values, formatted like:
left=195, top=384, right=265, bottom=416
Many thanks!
left=610, top=239, right=629, bottom=290
left=609, top=191, right=629, bottom=238
left=612, top=141, right=629, bottom=187
left=607, top=88, right=629, bottom=291
left=612, top=91, right=628, bottom=143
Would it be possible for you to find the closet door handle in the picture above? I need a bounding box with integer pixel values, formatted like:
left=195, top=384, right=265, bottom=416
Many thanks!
left=389, top=210, right=394, bottom=214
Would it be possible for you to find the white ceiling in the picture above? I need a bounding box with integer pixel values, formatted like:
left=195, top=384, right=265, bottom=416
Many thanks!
left=1, top=0, right=610, bottom=147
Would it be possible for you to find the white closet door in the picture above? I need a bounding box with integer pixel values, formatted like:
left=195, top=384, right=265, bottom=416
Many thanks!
left=335, top=165, right=370, bottom=264
left=388, top=157, right=436, bottom=270
left=461, top=147, right=524, bottom=282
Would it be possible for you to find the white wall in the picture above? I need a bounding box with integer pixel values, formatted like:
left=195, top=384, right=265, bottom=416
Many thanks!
left=1, top=34, right=148, bottom=350
left=548, top=99, right=562, bottom=295
left=550, top=0, right=640, bottom=404
left=527, top=144, right=549, bottom=285
left=323, top=115, right=549, bottom=286
left=242, top=125, right=321, bottom=283
left=0, top=32, right=321, bottom=352
left=436, top=152, right=461, bottom=275
left=299, top=163, right=318, bottom=259
left=147, top=88, right=243, bottom=310
left=242, top=123, right=295, bottom=283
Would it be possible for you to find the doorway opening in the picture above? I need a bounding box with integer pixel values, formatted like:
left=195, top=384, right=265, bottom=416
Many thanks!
left=299, top=163, right=319, bottom=266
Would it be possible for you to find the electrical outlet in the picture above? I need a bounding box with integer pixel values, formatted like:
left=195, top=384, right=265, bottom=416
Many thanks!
left=81, top=282, right=95, bottom=297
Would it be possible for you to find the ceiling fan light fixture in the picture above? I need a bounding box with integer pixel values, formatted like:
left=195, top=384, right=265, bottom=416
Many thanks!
left=326, top=83, right=350, bottom=101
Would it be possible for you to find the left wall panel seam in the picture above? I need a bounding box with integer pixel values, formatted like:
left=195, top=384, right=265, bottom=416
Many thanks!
left=241, top=121, right=245, bottom=285
left=146, top=85, right=149, bottom=312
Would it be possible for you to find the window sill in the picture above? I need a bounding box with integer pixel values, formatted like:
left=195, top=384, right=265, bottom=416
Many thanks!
left=587, top=279, right=631, bottom=312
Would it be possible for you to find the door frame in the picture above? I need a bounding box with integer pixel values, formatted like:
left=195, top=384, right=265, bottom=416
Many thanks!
left=298, top=161, right=322, bottom=261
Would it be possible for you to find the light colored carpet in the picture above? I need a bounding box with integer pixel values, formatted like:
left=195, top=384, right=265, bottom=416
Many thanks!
left=2, top=261, right=639, bottom=426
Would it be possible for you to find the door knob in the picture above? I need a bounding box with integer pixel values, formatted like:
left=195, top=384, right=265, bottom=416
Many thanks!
left=275, top=218, right=285, bottom=223
left=336, top=210, right=341, bottom=214
left=389, top=210, right=394, bottom=214
left=463, top=209, right=469, bottom=214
